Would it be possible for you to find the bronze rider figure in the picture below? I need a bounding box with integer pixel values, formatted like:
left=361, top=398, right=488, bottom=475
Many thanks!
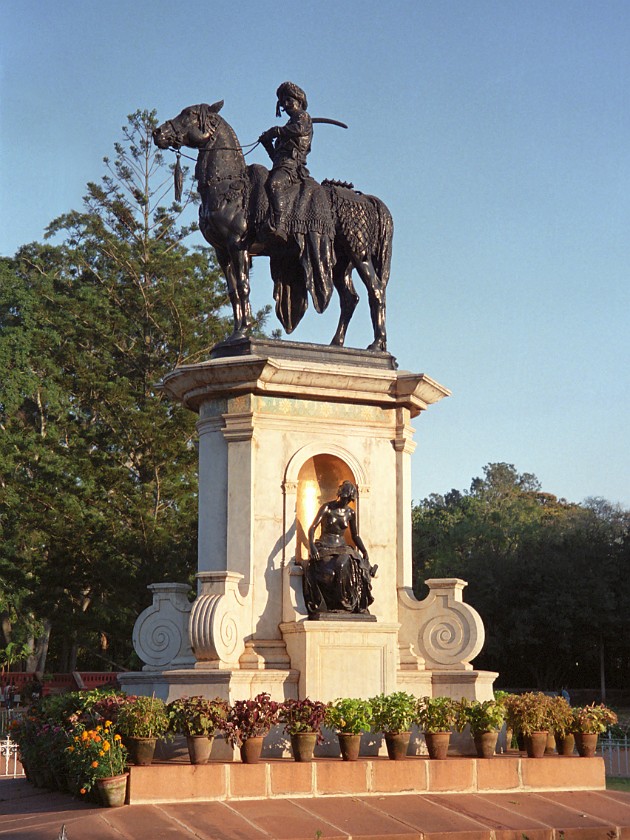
left=258, top=81, right=313, bottom=241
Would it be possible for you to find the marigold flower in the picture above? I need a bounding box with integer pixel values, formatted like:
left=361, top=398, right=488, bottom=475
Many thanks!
left=91, top=760, right=99, bottom=768
left=94, top=735, right=101, bottom=742
left=103, top=741, right=111, bottom=752
left=99, top=750, right=104, bottom=756
left=105, top=720, right=113, bottom=727
left=67, top=746, right=75, bottom=753
left=80, top=788, right=87, bottom=795
left=81, top=731, right=89, bottom=741
left=114, top=734, right=121, bottom=741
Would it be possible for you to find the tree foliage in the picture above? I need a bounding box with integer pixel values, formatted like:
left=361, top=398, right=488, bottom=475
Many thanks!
left=412, top=463, right=630, bottom=689
left=0, top=110, right=267, bottom=672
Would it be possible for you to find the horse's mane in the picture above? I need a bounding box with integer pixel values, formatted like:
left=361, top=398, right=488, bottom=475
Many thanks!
left=198, top=101, right=223, bottom=135
left=197, top=102, right=242, bottom=159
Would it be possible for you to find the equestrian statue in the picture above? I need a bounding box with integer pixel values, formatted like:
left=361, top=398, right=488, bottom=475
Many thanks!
left=153, top=82, right=393, bottom=351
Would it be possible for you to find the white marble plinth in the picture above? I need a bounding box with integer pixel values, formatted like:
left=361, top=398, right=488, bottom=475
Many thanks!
left=121, top=340, right=498, bottom=707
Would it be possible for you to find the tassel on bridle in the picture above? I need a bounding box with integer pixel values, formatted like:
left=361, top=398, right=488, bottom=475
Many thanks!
left=174, top=151, right=183, bottom=202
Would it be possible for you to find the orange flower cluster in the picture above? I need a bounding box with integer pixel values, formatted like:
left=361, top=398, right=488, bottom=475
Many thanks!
left=64, top=721, right=128, bottom=794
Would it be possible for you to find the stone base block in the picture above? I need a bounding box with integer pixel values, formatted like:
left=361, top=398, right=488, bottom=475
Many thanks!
left=117, top=666, right=299, bottom=703
left=280, top=619, right=400, bottom=701
left=430, top=669, right=498, bottom=701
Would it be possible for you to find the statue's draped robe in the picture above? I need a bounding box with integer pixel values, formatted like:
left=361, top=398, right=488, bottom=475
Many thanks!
left=247, top=164, right=335, bottom=333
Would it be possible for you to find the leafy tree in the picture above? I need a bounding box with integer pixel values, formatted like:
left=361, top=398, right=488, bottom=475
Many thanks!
left=0, top=111, right=268, bottom=672
left=412, top=463, right=630, bottom=691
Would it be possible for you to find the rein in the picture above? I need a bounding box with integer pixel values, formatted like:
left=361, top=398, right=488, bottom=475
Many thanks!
left=168, top=141, right=260, bottom=201
left=168, top=140, right=260, bottom=161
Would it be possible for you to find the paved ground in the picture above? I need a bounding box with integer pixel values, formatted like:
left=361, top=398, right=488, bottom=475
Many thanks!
left=4, top=777, right=630, bottom=839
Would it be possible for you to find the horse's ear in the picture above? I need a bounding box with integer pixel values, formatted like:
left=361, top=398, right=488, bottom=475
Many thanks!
left=209, top=100, right=224, bottom=113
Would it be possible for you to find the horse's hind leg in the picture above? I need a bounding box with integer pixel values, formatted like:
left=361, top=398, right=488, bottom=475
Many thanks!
left=331, top=259, right=359, bottom=347
left=353, top=257, right=387, bottom=351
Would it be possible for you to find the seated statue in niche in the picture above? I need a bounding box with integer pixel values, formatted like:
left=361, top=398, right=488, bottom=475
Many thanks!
left=302, top=481, right=378, bottom=617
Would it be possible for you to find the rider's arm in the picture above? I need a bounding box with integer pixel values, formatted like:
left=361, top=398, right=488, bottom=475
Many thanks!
left=277, top=111, right=312, bottom=140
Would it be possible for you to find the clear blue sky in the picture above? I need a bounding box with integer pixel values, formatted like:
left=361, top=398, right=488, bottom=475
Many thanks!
left=2, top=1, right=629, bottom=507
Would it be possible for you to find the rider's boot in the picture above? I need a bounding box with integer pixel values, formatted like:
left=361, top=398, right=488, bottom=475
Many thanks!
left=264, top=191, right=288, bottom=242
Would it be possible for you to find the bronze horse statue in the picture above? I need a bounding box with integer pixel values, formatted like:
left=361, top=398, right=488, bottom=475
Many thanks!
left=153, top=102, right=393, bottom=350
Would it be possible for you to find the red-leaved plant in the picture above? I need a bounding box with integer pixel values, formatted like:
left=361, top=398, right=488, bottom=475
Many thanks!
left=279, top=698, right=329, bottom=742
left=224, top=693, right=280, bottom=747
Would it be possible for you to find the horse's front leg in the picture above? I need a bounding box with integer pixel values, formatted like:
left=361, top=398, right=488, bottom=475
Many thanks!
left=215, top=245, right=246, bottom=340
left=220, top=208, right=252, bottom=339
left=229, top=245, right=253, bottom=336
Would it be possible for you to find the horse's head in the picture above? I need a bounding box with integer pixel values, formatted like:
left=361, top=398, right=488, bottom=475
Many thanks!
left=152, top=101, right=225, bottom=150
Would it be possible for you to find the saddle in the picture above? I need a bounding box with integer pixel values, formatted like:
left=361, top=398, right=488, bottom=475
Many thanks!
left=247, top=165, right=335, bottom=240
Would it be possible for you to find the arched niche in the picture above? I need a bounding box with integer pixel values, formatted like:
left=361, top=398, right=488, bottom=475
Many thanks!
left=284, top=444, right=368, bottom=563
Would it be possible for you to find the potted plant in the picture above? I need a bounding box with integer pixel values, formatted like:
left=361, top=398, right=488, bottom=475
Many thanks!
left=325, top=698, right=373, bottom=761
left=457, top=698, right=505, bottom=758
left=65, top=721, right=129, bottom=806
left=11, top=711, right=47, bottom=787
left=503, top=692, right=551, bottom=758
left=571, top=703, right=618, bottom=757
left=225, top=693, right=280, bottom=764
left=279, top=698, right=329, bottom=762
left=369, top=691, right=417, bottom=760
left=547, top=695, right=574, bottom=756
left=414, top=696, right=457, bottom=760
left=116, top=695, right=170, bottom=765
left=167, top=696, right=229, bottom=764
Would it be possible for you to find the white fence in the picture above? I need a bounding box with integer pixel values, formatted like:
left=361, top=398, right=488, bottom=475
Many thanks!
left=602, top=734, right=630, bottom=777
left=0, top=734, right=24, bottom=778
left=0, top=710, right=25, bottom=778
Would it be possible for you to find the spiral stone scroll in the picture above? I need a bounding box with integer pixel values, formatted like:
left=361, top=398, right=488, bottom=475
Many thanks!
left=132, top=583, right=195, bottom=670
left=189, top=571, right=246, bottom=666
left=398, top=578, right=485, bottom=670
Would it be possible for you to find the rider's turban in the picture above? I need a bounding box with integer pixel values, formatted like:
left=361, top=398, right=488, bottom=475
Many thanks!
left=276, top=81, right=308, bottom=117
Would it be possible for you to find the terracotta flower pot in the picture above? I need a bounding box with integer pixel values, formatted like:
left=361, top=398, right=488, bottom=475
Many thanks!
left=126, top=736, right=157, bottom=766
left=384, top=732, right=411, bottom=760
left=525, top=731, right=548, bottom=758
left=240, top=736, right=265, bottom=764
left=545, top=733, right=556, bottom=754
left=556, top=733, right=575, bottom=756
left=424, top=731, right=450, bottom=760
left=337, top=732, right=361, bottom=761
left=186, top=735, right=214, bottom=765
left=290, top=732, right=317, bottom=763
left=575, top=732, right=598, bottom=758
left=473, top=731, right=498, bottom=759
left=96, top=773, right=128, bottom=808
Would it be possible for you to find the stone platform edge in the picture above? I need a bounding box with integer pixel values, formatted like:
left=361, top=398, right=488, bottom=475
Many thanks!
left=127, top=755, right=605, bottom=804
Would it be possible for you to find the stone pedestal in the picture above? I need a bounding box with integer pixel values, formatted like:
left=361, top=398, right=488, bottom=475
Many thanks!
left=119, top=339, right=496, bottom=708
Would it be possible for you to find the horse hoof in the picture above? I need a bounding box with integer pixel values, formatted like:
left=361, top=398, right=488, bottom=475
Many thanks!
left=330, top=337, right=345, bottom=347
left=366, top=340, right=386, bottom=352
left=224, top=330, right=248, bottom=344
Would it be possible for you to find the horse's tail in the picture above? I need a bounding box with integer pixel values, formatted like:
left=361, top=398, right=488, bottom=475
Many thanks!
left=368, top=196, right=393, bottom=288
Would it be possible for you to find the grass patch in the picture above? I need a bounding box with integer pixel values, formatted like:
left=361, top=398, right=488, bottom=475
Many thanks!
left=607, top=777, right=630, bottom=792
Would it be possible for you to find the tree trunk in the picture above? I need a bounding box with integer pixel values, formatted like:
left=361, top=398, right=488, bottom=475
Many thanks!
left=1, top=612, right=12, bottom=646
left=27, top=620, right=51, bottom=675
left=69, top=641, right=78, bottom=672
left=600, top=636, right=606, bottom=702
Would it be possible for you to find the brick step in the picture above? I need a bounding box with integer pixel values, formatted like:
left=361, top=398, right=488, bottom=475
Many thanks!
left=127, top=755, right=605, bottom=804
